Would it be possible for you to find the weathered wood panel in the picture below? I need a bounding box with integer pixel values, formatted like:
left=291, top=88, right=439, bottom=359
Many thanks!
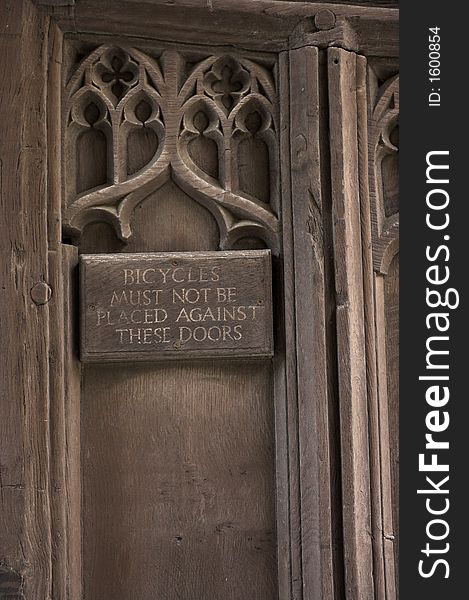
left=68, top=34, right=279, bottom=600
left=82, top=361, right=276, bottom=600
left=384, top=254, right=399, bottom=587
left=0, top=5, right=81, bottom=598
left=49, top=1, right=399, bottom=57
left=328, top=47, right=374, bottom=600
left=373, top=255, right=399, bottom=599
left=367, top=67, right=399, bottom=600
left=63, top=245, right=82, bottom=600
left=288, top=44, right=336, bottom=600
left=1, top=3, right=399, bottom=599
left=0, top=1, right=54, bottom=597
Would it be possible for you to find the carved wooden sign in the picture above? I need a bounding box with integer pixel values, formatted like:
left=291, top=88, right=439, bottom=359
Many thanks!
left=80, top=250, right=273, bottom=361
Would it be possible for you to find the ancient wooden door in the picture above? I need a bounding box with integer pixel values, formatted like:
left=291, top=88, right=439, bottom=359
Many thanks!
left=0, top=1, right=399, bottom=599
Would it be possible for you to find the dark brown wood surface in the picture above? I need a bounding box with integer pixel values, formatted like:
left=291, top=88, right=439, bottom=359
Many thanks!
left=47, top=0, right=398, bottom=57
left=385, top=255, right=399, bottom=588
left=69, top=33, right=279, bottom=598
left=80, top=252, right=277, bottom=599
left=367, top=67, right=399, bottom=600
left=0, top=2, right=53, bottom=597
left=328, top=48, right=374, bottom=600
left=287, top=44, right=339, bottom=600
left=82, top=361, right=276, bottom=600
left=1, top=2, right=399, bottom=599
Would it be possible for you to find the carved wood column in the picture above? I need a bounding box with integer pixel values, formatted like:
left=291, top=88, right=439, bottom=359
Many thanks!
left=328, top=47, right=374, bottom=600
left=327, top=47, right=399, bottom=600
left=367, top=72, right=399, bottom=600
left=284, top=45, right=335, bottom=600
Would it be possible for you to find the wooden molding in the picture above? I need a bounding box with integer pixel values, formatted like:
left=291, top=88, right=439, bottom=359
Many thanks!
left=43, top=0, right=398, bottom=57
left=328, top=47, right=374, bottom=600
left=368, top=74, right=400, bottom=274
left=366, top=67, right=400, bottom=598
left=287, top=45, right=337, bottom=599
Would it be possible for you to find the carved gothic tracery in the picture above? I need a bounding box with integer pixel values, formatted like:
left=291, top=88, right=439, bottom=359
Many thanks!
left=63, top=46, right=279, bottom=252
left=369, top=74, right=399, bottom=274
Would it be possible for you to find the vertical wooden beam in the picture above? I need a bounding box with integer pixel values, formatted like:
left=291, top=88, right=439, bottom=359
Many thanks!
left=276, top=49, right=296, bottom=600
left=356, top=55, right=388, bottom=600
left=288, top=45, right=334, bottom=600
left=49, top=242, right=81, bottom=600
left=47, top=17, right=83, bottom=600
left=359, top=58, right=401, bottom=600
left=63, top=244, right=82, bottom=600
left=0, top=0, right=52, bottom=597
left=366, top=69, right=400, bottom=600
left=374, top=273, right=398, bottom=599
left=327, top=47, right=374, bottom=600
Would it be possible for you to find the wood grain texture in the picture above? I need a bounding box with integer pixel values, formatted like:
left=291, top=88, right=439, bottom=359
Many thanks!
left=328, top=47, right=374, bottom=600
left=0, top=2, right=399, bottom=598
left=82, top=361, right=276, bottom=600
left=0, top=1, right=52, bottom=597
left=63, top=245, right=82, bottom=600
left=71, top=34, right=279, bottom=599
left=36, top=0, right=75, bottom=6
left=365, top=66, right=399, bottom=600
left=384, top=254, right=399, bottom=590
left=318, top=47, right=346, bottom=600
left=275, top=50, right=296, bottom=600
left=288, top=45, right=334, bottom=600
left=290, top=13, right=398, bottom=58
left=47, top=243, right=82, bottom=600
left=335, top=55, right=399, bottom=600
left=48, top=244, right=68, bottom=599
left=374, top=256, right=399, bottom=598
left=41, top=0, right=397, bottom=7
left=50, top=0, right=398, bottom=57
left=356, top=52, right=388, bottom=600
left=357, top=55, right=398, bottom=600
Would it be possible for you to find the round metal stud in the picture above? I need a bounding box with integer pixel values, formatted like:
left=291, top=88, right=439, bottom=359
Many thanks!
left=31, top=282, right=52, bottom=306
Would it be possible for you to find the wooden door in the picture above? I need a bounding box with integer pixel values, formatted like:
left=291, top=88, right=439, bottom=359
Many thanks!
left=0, top=2, right=399, bottom=599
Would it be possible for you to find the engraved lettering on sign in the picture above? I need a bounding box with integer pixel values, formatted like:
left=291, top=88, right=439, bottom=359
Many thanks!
left=80, top=251, right=273, bottom=361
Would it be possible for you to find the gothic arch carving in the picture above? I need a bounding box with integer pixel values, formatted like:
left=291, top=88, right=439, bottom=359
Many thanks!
left=63, top=46, right=280, bottom=253
left=369, top=74, right=399, bottom=274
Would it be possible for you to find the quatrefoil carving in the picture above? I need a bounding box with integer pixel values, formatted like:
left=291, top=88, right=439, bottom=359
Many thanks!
left=91, top=48, right=139, bottom=104
left=63, top=46, right=280, bottom=253
left=203, top=56, right=251, bottom=114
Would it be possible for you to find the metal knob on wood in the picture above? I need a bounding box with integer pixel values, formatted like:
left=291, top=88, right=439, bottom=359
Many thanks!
left=30, top=281, right=52, bottom=305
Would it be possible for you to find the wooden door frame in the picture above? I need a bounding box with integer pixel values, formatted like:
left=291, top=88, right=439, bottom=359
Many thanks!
left=1, top=1, right=399, bottom=598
